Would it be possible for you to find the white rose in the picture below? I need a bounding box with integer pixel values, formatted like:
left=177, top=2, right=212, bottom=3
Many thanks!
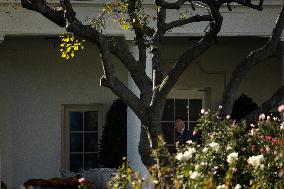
left=280, top=123, right=284, bottom=130
left=248, top=154, right=264, bottom=168
left=234, top=184, right=242, bottom=189
left=227, top=152, right=238, bottom=165
left=202, top=147, right=208, bottom=153
left=260, top=164, right=265, bottom=170
left=265, top=146, right=270, bottom=153
left=259, top=113, right=265, bottom=120
left=273, top=117, right=278, bottom=121
left=176, top=152, right=183, bottom=161
left=186, top=140, right=193, bottom=145
left=153, top=180, right=159, bottom=184
left=183, top=147, right=196, bottom=160
left=190, top=171, right=201, bottom=180
left=226, top=146, right=233, bottom=151
left=216, top=184, right=229, bottom=189
left=209, top=142, right=220, bottom=151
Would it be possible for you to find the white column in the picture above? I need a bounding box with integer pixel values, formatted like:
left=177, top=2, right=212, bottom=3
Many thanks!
left=127, top=42, right=152, bottom=182
left=0, top=35, right=3, bottom=187
left=0, top=37, right=3, bottom=187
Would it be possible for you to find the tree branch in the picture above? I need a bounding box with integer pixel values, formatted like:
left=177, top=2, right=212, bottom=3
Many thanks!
left=21, top=0, right=66, bottom=27
left=152, top=2, right=212, bottom=90
left=165, top=14, right=212, bottom=31
left=21, top=0, right=152, bottom=125
left=107, top=37, right=152, bottom=96
left=100, top=77, right=151, bottom=126
left=155, top=0, right=188, bottom=9
left=159, top=1, right=223, bottom=97
left=222, top=3, right=284, bottom=114
left=151, top=4, right=167, bottom=88
left=218, top=0, right=263, bottom=11
left=22, top=0, right=153, bottom=100
left=60, top=0, right=152, bottom=124
left=156, top=0, right=263, bottom=11
left=245, top=85, right=284, bottom=121
left=128, top=0, right=147, bottom=66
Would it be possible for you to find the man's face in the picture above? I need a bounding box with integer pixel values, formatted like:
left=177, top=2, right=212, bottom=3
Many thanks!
left=175, top=119, right=185, bottom=133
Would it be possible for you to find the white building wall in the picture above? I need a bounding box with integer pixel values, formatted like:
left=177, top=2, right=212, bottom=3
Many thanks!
left=161, top=37, right=281, bottom=110
left=0, top=37, right=128, bottom=188
left=0, top=37, right=281, bottom=189
left=0, top=1, right=283, bottom=188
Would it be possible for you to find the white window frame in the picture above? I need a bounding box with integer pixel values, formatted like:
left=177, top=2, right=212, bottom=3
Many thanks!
left=61, top=104, right=103, bottom=170
left=168, top=88, right=206, bottom=106
left=162, top=89, right=206, bottom=146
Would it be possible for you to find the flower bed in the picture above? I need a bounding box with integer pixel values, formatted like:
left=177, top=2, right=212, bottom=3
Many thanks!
left=23, top=177, right=91, bottom=189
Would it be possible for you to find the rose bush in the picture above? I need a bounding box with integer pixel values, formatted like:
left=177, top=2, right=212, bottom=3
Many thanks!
left=172, top=109, right=283, bottom=189
left=109, top=106, right=284, bottom=189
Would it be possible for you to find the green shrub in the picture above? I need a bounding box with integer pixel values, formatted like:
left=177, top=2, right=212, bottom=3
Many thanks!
left=99, top=99, right=127, bottom=168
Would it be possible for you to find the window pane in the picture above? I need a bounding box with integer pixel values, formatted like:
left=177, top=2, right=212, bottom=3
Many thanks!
left=175, top=99, right=188, bottom=121
left=162, top=99, right=174, bottom=121
left=162, top=122, right=175, bottom=145
left=188, top=99, right=202, bottom=121
left=70, top=133, right=83, bottom=152
left=84, top=111, right=98, bottom=131
left=84, top=154, right=98, bottom=169
left=70, top=112, right=83, bottom=131
left=84, top=133, right=98, bottom=152
left=70, top=154, right=83, bottom=172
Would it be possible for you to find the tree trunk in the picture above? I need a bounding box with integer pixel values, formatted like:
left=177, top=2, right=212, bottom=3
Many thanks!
left=139, top=125, right=155, bottom=166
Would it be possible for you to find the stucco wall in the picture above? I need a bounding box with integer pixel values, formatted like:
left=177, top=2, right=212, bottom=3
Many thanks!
left=161, top=37, right=281, bottom=110
left=0, top=37, right=127, bottom=188
left=0, top=36, right=281, bottom=189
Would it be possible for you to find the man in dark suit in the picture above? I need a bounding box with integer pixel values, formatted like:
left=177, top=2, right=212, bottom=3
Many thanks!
left=175, top=117, right=190, bottom=145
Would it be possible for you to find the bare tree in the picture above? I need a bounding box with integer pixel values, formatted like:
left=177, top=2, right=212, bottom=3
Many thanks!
left=20, top=0, right=284, bottom=167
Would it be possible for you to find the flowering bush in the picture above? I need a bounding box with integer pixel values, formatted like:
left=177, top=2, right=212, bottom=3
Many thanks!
left=170, top=108, right=284, bottom=189
left=108, top=158, right=145, bottom=189
left=109, top=106, right=284, bottom=189
left=23, top=177, right=91, bottom=189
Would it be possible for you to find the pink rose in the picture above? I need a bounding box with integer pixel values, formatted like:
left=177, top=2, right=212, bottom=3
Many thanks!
left=260, top=148, right=266, bottom=154
left=272, top=138, right=279, bottom=144
left=278, top=104, right=284, bottom=112
left=79, top=178, right=86, bottom=183
left=265, top=136, right=272, bottom=141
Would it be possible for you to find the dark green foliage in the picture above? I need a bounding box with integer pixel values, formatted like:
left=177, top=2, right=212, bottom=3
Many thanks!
left=1, top=181, right=7, bottom=189
left=99, top=99, right=127, bottom=168
left=231, top=94, right=258, bottom=121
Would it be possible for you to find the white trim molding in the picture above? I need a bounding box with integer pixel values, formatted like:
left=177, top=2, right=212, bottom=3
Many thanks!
left=0, top=0, right=282, bottom=6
